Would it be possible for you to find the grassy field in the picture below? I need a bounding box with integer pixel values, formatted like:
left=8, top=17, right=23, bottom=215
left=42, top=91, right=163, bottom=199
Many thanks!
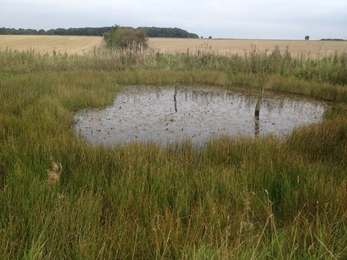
left=0, top=36, right=347, bottom=259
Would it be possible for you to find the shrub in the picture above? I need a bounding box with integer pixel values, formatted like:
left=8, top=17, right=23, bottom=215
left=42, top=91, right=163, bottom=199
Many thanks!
left=103, top=25, right=148, bottom=51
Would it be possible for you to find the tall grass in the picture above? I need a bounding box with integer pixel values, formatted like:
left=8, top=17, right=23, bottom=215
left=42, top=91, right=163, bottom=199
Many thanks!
left=1, top=45, right=347, bottom=84
left=0, top=46, right=347, bottom=259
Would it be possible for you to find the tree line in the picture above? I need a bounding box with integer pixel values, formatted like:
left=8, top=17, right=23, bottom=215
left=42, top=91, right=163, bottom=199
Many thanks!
left=0, top=27, right=110, bottom=36
left=139, top=27, right=199, bottom=38
left=0, top=26, right=199, bottom=38
left=320, top=38, right=345, bottom=41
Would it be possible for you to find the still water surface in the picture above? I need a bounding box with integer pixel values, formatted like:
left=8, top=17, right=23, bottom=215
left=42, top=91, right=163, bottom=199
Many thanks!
left=74, top=85, right=329, bottom=146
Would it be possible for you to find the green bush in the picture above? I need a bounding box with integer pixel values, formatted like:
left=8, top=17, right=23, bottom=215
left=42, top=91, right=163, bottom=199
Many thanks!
left=103, top=25, right=148, bottom=51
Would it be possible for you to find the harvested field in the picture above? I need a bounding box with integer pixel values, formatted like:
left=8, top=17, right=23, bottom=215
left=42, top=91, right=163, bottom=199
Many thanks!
left=0, top=35, right=104, bottom=55
left=0, top=35, right=346, bottom=58
left=149, top=38, right=347, bottom=58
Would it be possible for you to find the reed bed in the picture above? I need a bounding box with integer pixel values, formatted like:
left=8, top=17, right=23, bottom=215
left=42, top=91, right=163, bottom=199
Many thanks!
left=0, top=46, right=347, bottom=259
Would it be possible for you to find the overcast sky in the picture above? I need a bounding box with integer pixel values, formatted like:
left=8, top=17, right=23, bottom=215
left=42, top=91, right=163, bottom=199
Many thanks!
left=1, top=0, right=346, bottom=40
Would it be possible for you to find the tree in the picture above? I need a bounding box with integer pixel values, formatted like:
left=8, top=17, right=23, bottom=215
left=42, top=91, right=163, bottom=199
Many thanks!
left=104, top=25, right=148, bottom=51
left=305, top=35, right=310, bottom=40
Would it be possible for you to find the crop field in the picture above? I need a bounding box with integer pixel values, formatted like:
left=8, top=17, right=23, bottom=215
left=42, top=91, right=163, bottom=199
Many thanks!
left=0, top=35, right=105, bottom=55
left=149, top=37, right=347, bottom=58
left=1, top=35, right=346, bottom=57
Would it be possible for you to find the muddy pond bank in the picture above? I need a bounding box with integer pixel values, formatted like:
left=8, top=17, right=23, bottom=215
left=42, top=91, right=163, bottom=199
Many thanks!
left=73, top=85, right=329, bottom=146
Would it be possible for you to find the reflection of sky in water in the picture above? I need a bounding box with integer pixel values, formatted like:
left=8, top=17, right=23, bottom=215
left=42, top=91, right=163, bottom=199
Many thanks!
left=74, top=85, right=329, bottom=146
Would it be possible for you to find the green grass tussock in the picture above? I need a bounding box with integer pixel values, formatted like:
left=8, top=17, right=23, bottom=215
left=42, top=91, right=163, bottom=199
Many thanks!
left=0, top=46, right=347, bottom=259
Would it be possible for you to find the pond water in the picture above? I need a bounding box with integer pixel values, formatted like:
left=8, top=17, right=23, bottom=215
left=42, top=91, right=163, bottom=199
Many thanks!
left=73, top=85, right=329, bottom=146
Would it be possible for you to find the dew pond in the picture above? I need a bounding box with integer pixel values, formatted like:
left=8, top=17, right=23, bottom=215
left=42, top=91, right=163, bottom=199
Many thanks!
left=74, top=85, right=329, bottom=147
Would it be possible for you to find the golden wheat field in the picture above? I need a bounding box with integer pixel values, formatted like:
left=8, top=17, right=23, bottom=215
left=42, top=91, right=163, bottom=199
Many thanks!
left=0, top=35, right=105, bottom=55
left=150, top=38, right=347, bottom=58
left=1, top=35, right=346, bottom=57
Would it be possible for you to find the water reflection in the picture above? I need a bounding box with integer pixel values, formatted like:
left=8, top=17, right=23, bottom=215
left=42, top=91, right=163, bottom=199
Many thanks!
left=74, top=85, right=329, bottom=147
left=255, top=115, right=260, bottom=138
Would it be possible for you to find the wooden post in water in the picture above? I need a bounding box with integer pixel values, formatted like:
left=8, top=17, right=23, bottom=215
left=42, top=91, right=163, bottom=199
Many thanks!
left=255, top=86, right=264, bottom=117
left=174, top=84, right=178, bottom=112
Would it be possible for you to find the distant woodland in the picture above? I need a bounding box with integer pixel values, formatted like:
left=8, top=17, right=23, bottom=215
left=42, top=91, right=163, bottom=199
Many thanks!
left=320, top=38, right=346, bottom=41
left=0, top=26, right=199, bottom=38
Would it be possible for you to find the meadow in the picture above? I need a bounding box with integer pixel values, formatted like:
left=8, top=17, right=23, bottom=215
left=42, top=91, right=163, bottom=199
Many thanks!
left=0, top=36, right=347, bottom=259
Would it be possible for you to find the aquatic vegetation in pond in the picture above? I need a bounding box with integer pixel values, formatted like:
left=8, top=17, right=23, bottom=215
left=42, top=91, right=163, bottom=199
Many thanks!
left=74, top=85, right=329, bottom=146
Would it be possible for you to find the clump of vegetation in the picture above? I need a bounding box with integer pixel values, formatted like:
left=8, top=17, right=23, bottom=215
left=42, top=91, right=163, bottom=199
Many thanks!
left=47, top=161, right=62, bottom=186
left=103, top=25, right=148, bottom=51
left=0, top=44, right=347, bottom=259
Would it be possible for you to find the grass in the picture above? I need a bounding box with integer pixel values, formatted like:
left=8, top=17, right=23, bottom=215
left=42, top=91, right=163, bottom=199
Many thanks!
left=0, top=45, right=347, bottom=259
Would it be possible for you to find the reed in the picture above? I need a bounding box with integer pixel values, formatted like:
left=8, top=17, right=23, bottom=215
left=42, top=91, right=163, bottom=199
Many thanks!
left=0, top=46, right=346, bottom=259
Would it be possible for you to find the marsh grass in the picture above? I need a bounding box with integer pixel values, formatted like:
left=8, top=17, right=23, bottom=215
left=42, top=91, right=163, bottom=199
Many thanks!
left=0, top=46, right=347, bottom=259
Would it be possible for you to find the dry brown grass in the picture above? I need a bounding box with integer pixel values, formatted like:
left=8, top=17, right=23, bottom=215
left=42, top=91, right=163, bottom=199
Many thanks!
left=47, top=162, right=62, bottom=186
left=0, top=35, right=104, bottom=55
left=148, top=38, right=347, bottom=58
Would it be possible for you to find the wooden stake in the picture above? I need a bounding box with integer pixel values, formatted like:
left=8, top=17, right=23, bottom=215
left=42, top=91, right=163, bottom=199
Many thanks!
left=174, top=85, right=177, bottom=112
left=255, top=86, right=264, bottom=117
